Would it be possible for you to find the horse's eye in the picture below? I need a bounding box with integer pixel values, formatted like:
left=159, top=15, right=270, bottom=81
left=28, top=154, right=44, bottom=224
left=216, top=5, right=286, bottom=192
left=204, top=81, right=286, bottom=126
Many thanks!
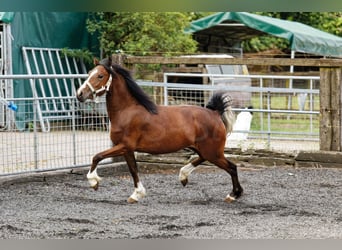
left=98, top=74, right=104, bottom=79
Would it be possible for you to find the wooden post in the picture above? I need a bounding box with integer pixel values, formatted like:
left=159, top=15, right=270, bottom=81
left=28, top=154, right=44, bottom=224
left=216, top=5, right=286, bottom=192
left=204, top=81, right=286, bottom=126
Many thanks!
left=154, top=72, right=164, bottom=105
left=320, top=67, right=342, bottom=151
left=111, top=54, right=125, bottom=66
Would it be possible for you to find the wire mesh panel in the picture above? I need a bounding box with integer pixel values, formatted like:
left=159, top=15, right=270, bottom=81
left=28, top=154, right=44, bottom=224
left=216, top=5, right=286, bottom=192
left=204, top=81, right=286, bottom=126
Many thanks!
left=162, top=73, right=320, bottom=153
left=206, top=64, right=252, bottom=108
left=0, top=96, right=110, bottom=176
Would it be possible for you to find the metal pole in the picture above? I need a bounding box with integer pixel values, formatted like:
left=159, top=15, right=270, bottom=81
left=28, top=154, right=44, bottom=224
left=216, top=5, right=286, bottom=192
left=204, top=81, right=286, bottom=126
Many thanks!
left=71, top=80, right=77, bottom=166
left=163, top=74, right=168, bottom=106
left=267, top=91, right=271, bottom=148
left=287, top=50, right=295, bottom=119
left=310, top=79, right=314, bottom=133
left=259, top=77, right=264, bottom=134
left=33, top=97, right=39, bottom=170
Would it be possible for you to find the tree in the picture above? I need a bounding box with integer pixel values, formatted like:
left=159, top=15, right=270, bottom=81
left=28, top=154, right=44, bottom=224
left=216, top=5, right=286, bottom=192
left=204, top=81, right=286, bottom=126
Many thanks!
left=86, top=12, right=198, bottom=57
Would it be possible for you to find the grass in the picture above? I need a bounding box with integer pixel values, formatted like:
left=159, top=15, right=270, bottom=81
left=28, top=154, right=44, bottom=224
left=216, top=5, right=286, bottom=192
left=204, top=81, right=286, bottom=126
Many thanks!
left=249, top=94, right=319, bottom=137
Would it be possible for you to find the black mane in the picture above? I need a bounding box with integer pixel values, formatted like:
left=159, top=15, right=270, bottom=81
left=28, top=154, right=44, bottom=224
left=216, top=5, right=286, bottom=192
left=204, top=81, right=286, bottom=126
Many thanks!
left=99, top=58, right=158, bottom=114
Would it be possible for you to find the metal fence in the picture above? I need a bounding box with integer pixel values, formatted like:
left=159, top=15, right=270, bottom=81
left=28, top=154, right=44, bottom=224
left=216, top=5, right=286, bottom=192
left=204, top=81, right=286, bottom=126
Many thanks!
left=1, top=73, right=320, bottom=176
left=157, top=72, right=320, bottom=152
left=0, top=74, right=111, bottom=176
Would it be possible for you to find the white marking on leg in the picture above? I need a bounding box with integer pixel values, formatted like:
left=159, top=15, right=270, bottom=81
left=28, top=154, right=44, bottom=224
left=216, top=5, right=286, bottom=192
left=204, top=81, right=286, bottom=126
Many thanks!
left=87, top=168, right=102, bottom=188
left=128, top=182, right=146, bottom=202
left=179, top=163, right=196, bottom=183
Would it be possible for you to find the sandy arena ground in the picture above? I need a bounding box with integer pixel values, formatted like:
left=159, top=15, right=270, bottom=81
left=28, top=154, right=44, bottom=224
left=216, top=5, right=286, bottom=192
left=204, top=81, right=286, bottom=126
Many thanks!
left=0, top=163, right=340, bottom=239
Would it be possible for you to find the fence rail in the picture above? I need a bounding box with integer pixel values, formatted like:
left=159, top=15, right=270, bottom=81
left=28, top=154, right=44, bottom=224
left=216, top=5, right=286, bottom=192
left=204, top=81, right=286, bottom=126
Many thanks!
left=161, top=72, right=320, bottom=143
left=1, top=73, right=320, bottom=176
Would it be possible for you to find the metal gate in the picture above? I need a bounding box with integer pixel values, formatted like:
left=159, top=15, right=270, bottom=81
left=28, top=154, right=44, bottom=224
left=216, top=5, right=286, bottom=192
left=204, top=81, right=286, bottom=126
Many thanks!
left=0, top=26, right=4, bottom=128
left=21, top=47, right=87, bottom=132
left=0, top=22, right=14, bottom=130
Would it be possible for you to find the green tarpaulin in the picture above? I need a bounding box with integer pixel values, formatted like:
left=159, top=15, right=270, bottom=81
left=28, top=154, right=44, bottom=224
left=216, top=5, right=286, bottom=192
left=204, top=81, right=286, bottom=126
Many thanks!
left=1, top=12, right=98, bottom=130
left=0, top=12, right=14, bottom=23
left=185, top=12, right=342, bottom=57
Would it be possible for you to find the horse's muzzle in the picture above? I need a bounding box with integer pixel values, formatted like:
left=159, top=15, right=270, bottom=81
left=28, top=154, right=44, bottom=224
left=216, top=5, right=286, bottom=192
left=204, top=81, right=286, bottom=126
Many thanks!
left=76, top=92, right=86, bottom=102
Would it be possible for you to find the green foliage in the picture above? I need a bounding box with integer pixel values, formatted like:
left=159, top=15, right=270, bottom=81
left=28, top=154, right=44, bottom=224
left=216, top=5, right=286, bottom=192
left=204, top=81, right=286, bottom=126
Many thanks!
left=86, top=12, right=198, bottom=57
left=61, top=48, right=94, bottom=65
left=85, top=12, right=342, bottom=57
left=242, top=36, right=289, bottom=53
left=243, top=12, right=342, bottom=53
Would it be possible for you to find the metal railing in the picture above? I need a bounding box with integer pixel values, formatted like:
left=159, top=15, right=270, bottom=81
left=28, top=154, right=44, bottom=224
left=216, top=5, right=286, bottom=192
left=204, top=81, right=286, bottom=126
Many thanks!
left=1, top=72, right=320, bottom=176
left=0, top=74, right=109, bottom=176
left=161, top=72, right=320, bottom=149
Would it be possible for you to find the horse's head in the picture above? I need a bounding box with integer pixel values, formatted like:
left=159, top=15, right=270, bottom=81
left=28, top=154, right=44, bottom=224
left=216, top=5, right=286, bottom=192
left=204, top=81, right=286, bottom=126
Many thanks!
left=76, top=58, right=113, bottom=102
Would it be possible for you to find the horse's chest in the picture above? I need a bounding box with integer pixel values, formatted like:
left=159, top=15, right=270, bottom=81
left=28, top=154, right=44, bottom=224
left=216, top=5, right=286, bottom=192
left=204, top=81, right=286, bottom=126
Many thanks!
left=109, top=127, right=124, bottom=142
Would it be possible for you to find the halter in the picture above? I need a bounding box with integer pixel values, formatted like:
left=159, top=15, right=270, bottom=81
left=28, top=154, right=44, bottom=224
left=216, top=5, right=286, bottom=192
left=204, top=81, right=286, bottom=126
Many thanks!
left=86, top=71, right=112, bottom=102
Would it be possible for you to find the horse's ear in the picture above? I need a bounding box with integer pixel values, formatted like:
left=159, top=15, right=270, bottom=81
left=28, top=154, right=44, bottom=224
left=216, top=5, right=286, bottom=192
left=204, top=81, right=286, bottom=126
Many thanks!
left=93, top=58, right=99, bottom=65
left=107, top=56, right=112, bottom=65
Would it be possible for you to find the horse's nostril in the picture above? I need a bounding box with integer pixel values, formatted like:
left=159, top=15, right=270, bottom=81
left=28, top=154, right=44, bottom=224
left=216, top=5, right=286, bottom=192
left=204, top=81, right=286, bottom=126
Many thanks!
left=76, top=91, right=85, bottom=102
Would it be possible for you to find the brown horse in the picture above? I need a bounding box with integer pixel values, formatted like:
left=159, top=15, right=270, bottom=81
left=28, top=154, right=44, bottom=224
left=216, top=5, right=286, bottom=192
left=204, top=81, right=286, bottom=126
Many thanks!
left=76, top=57, right=243, bottom=203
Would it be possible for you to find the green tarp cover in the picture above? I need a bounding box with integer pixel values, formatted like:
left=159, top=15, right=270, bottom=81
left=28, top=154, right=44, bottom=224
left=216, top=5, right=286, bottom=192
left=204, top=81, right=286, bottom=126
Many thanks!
left=185, top=12, right=342, bottom=57
left=0, top=12, right=14, bottom=23
left=8, top=12, right=98, bottom=130
left=11, top=12, right=97, bottom=97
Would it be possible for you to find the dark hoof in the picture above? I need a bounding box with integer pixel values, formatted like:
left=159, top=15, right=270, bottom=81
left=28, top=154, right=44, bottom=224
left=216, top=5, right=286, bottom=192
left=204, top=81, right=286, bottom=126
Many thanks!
left=92, top=183, right=99, bottom=191
left=181, top=178, right=188, bottom=187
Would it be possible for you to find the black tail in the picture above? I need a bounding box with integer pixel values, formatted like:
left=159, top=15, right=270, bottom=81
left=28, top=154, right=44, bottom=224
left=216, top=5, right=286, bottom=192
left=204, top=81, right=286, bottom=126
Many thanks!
left=206, top=92, right=236, bottom=134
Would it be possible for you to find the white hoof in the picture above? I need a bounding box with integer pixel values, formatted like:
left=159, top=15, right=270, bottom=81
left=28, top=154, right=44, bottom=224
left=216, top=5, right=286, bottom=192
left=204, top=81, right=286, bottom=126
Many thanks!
left=87, top=169, right=102, bottom=188
left=224, top=194, right=236, bottom=203
left=127, top=197, right=138, bottom=204
left=128, top=182, right=146, bottom=203
left=179, top=163, right=195, bottom=184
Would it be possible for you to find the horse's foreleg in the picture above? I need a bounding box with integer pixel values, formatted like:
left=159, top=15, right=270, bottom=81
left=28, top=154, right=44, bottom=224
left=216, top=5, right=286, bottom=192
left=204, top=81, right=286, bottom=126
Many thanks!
left=124, top=152, right=146, bottom=203
left=179, top=156, right=205, bottom=186
left=87, top=144, right=126, bottom=190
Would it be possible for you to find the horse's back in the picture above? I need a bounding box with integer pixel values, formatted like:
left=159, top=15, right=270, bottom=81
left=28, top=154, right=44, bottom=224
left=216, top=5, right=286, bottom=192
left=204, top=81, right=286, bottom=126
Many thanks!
left=159, top=105, right=223, bottom=128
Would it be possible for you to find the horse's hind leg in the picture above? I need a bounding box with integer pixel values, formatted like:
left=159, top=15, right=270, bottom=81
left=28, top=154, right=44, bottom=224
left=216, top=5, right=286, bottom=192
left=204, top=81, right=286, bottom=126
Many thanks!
left=124, top=151, right=146, bottom=203
left=209, top=156, right=243, bottom=202
left=179, top=156, right=205, bottom=186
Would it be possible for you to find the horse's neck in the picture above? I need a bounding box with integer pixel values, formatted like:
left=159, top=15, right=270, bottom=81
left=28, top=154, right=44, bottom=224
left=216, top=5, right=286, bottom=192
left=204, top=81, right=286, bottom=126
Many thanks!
left=105, top=77, right=137, bottom=120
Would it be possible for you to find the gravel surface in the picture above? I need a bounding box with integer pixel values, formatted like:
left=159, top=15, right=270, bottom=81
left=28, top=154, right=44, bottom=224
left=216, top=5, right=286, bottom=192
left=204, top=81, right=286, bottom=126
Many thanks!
left=0, top=164, right=341, bottom=239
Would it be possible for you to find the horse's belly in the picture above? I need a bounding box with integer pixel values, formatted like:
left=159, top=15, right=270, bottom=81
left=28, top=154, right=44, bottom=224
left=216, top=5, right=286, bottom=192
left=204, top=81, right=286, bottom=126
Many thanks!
left=136, top=132, right=191, bottom=154
left=137, top=143, right=189, bottom=154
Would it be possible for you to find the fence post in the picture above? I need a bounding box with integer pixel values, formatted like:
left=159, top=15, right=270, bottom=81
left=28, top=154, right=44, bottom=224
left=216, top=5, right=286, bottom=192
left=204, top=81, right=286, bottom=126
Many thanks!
left=111, top=54, right=125, bottom=66
left=320, top=67, right=342, bottom=151
left=154, top=72, right=164, bottom=105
